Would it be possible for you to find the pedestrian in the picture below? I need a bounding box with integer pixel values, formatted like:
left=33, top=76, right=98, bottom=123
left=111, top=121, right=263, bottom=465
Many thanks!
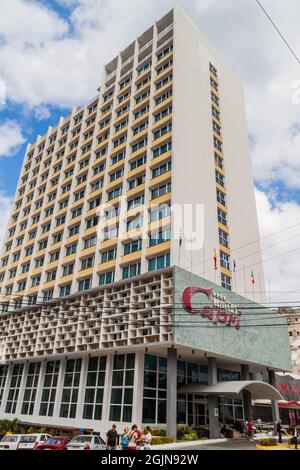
left=292, top=425, right=298, bottom=450
left=127, top=425, right=139, bottom=451
left=106, top=424, right=119, bottom=450
left=276, top=420, right=282, bottom=444
left=256, top=417, right=262, bottom=434
left=247, top=419, right=253, bottom=440
left=121, top=426, right=130, bottom=450
left=143, top=426, right=152, bottom=451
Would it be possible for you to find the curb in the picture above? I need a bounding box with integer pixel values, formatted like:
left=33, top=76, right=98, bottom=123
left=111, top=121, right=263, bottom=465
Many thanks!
left=256, top=444, right=297, bottom=451
left=151, top=438, right=228, bottom=450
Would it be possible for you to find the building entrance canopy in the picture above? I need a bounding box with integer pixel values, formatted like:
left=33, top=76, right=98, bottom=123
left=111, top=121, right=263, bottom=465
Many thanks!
left=180, top=381, right=283, bottom=401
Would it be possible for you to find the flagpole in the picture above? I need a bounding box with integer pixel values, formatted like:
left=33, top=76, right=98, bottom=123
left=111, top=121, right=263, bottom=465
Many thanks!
left=243, top=265, right=246, bottom=297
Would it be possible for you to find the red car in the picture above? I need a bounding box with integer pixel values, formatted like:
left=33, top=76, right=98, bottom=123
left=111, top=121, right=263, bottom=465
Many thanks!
left=37, top=436, right=71, bottom=451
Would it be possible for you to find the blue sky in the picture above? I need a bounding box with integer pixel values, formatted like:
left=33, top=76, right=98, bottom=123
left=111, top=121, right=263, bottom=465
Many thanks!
left=1, top=0, right=300, bottom=302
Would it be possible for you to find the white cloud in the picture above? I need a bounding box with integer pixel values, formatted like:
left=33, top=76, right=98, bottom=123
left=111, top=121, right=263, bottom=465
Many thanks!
left=255, top=189, right=300, bottom=305
left=0, top=192, right=13, bottom=247
left=0, top=120, right=25, bottom=157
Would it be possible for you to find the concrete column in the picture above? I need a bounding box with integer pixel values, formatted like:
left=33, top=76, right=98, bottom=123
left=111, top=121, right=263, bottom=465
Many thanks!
left=131, top=351, right=144, bottom=428
left=268, top=370, right=280, bottom=430
left=166, top=348, right=177, bottom=440
left=207, top=357, right=219, bottom=439
left=53, top=358, right=66, bottom=419
left=241, top=364, right=253, bottom=420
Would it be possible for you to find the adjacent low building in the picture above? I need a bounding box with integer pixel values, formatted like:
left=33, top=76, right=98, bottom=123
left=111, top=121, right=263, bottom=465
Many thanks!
left=0, top=267, right=292, bottom=438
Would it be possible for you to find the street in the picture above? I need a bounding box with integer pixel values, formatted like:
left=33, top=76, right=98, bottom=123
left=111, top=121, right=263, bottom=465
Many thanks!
left=176, top=440, right=257, bottom=451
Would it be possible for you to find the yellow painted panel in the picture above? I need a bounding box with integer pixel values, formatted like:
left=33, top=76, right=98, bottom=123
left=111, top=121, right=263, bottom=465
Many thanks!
left=120, top=251, right=142, bottom=266
left=151, top=131, right=172, bottom=150
left=127, top=164, right=147, bottom=180
left=90, top=172, right=105, bottom=184
left=132, top=97, right=150, bottom=113
left=111, top=126, right=128, bottom=140
left=45, top=261, right=60, bottom=271
left=146, top=241, right=171, bottom=258
left=96, top=123, right=111, bottom=137
left=155, top=51, right=173, bottom=69
left=148, top=192, right=172, bottom=208
left=149, top=171, right=171, bottom=189
left=107, top=177, right=124, bottom=191
left=94, top=139, right=109, bottom=152
left=113, top=111, right=130, bottom=127
left=131, top=112, right=150, bottom=128
left=220, top=267, right=232, bottom=277
left=153, top=81, right=173, bottom=100
left=77, top=268, right=94, bottom=279
left=130, top=128, right=148, bottom=146
left=219, top=245, right=231, bottom=256
left=110, top=142, right=127, bottom=157
left=62, top=254, right=77, bottom=264
left=127, top=184, right=145, bottom=199
left=109, top=160, right=125, bottom=174
left=155, top=65, right=173, bottom=83
left=217, top=202, right=228, bottom=214
left=59, top=274, right=73, bottom=284
left=42, top=280, right=56, bottom=289
left=134, top=82, right=150, bottom=99
left=106, top=195, right=121, bottom=206
left=149, top=151, right=172, bottom=169
left=128, top=147, right=147, bottom=163
left=97, top=259, right=116, bottom=273
left=152, top=114, right=172, bottom=131
left=115, top=97, right=130, bottom=114
left=218, top=222, right=229, bottom=233
left=65, top=234, right=80, bottom=245
left=80, top=246, right=97, bottom=258
left=100, top=238, right=118, bottom=251
left=87, top=188, right=103, bottom=201
left=31, top=267, right=43, bottom=277
left=83, top=227, right=98, bottom=238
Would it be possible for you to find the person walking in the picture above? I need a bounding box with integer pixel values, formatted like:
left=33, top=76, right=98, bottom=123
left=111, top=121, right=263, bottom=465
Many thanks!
left=143, top=426, right=152, bottom=451
left=256, top=417, right=262, bottom=434
left=106, top=424, right=119, bottom=450
left=127, top=425, right=139, bottom=451
left=121, top=426, right=130, bottom=450
left=276, top=420, right=283, bottom=444
left=292, top=425, right=298, bottom=450
left=247, top=419, right=253, bottom=440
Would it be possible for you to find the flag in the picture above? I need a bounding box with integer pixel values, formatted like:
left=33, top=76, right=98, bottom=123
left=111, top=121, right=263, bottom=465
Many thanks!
left=251, top=270, right=255, bottom=285
left=233, top=259, right=236, bottom=273
left=179, top=232, right=182, bottom=247
left=214, top=249, right=218, bottom=270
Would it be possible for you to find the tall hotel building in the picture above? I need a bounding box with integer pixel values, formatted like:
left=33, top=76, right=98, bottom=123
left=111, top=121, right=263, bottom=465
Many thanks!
left=0, top=8, right=291, bottom=439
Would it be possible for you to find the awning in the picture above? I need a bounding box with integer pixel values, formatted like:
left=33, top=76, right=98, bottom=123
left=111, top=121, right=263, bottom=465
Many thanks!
left=180, top=381, right=283, bottom=401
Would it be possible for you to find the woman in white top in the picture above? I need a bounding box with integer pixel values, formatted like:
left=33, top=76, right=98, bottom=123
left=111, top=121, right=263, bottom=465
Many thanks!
left=143, top=426, right=152, bottom=451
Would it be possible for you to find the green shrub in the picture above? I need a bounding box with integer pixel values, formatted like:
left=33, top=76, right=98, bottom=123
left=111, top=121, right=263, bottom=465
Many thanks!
left=151, top=436, right=174, bottom=445
left=149, top=428, right=166, bottom=437
left=177, top=426, right=205, bottom=441
left=259, top=438, right=278, bottom=447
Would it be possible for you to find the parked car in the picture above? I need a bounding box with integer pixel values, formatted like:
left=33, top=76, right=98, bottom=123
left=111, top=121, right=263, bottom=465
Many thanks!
left=0, top=434, right=25, bottom=450
left=17, top=433, right=52, bottom=450
left=36, top=436, right=71, bottom=451
left=67, top=435, right=106, bottom=451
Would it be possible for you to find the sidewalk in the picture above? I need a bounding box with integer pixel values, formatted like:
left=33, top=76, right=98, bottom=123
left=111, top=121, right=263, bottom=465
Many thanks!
left=150, top=438, right=227, bottom=450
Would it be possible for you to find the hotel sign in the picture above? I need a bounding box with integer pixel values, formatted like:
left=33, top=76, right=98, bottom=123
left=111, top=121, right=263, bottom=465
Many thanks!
left=182, top=286, right=242, bottom=331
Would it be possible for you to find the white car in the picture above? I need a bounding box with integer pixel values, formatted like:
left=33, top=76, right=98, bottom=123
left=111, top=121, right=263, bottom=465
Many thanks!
left=17, top=433, right=52, bottom=450
left=67, top=435, right=106, bottom=451
left=0, top=434, right=24, bottom=450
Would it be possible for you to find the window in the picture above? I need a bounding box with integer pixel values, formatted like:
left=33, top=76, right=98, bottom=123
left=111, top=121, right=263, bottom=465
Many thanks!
left=78, top=278, right=91, bottom=291
left=153, top=142, right=172, bottom=158
left=5, top=364, right=24, bottom=414
left=56, top=215, right=66, bottom=226
left=94, top=163, right=106, bottom=175
left=53, top=232, right=63, bottom=244
left=39, top=361, right=60, bottom=417
left=217, top=208, right=227, bottom=226
left=101, top=249, right=117, bottom=263
left=103, top=227, right=118, bottom=241
left=31, top=276, right=41, bottom=287
left=50, top=251, right=60, bottom=262
left=130, top=155, right=147, bottom=171
left=69, top=225, right=80, bottom=237
left=221, top=273, right=232, bottom=291
left=111, top=152, right=125, bottom=165
left=122, top=263, right=141, bottom=279
left=143, top=355, right=167, bottom=424
left=43, top=290, right=53, bottom=301
left=109, top=354, right=135, bottom=422
left=219, top=229, right=229, bottom=248
left=152, top=161, right=171, bottom=179
left=126, top=215, right=143, bottom=232
left=83, top=357, right=107, bottom=421
left=21, top=363, right=41, bottom=415
left=128, top=175, right=145, bottom=190
left=66, top=243, right=77, bottom=256
left=220, top=251, right=230, bottom=270
left=99, top=271, right=115, bottom=286
left=215, top=170, right=225, bottom=187
left=46, top=270, right=57, bottom=282
left=132, top=138, right=148, bottom=153
left=216, top=189, right=226, bottom=206
left=81, top=257, right=94, bottom=270
left=0, top=365, right=8, bottom=407
left=110, top=168, right=124, bottom=182
left=151, top=182, right=171, bottom=200
left=149, top=228, right=171, bottom=247
left=108, top=187, right=122, bottom=201
left=60, top=284, right=71, bottom=297
left=72, top=207, right=82, bottom=219
left=35, top=257, right=45, bottom=268
left=215, top=153, right=224, bottom=169
left=86, top=217, right=99, bottom=229
left=155, top=89, right=172, bottom=106
left=84, top=236, right=97, bottom=249
left=150, top=204, right=171, bottom=222
left=156, top=73, right=173, bottom=90
left=148, top=253, right=170, bottom=271
left=63, top=264, right=74, bottom=277
left=124, top=240, right=142, bottom=256
left=127, top=195, right=145, bottom=211
left=154, top=106, right=172, bottom=122
left=157, top=44, right=173, bottom=60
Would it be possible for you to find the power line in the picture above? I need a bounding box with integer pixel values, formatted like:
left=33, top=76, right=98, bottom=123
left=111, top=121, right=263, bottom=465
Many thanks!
left=255, top=0, right=300, bottom=65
